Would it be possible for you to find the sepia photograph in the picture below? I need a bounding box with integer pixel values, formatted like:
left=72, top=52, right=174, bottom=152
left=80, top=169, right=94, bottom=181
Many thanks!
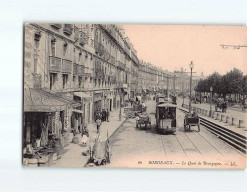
left=23, top=23, right=247, bottom=169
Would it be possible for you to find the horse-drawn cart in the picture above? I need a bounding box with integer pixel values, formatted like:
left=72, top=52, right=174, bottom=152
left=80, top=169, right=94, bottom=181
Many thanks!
left=136, top=113, right=151, bottom=130
left=184, top=113, right=200, bottom=132
left=124, top=103, right=147, bottom=118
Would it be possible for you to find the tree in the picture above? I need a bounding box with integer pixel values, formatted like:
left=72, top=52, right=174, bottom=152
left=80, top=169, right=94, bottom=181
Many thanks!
left=194, top=68, right=245, bottom=102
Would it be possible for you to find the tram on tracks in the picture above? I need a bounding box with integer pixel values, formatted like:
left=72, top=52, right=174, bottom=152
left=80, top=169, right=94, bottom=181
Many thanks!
left=155, top=94, right=177, bottom=134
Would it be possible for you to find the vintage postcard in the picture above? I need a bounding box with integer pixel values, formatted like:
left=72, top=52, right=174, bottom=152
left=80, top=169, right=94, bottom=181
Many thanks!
left=23, top=23, right=247, bottom=168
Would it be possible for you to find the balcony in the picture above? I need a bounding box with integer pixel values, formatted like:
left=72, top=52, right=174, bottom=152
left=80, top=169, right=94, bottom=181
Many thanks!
left=79, top=31, right=88, bottom=45
left=110, top=56, right=115, bottom=64
left=109, top=76, right=116, bottom=83
left=49, top=56, right=61, bottom=72
left=62, top=59, right=72, bottom=73
left=95, top=69, right=104, bottom=79
left=78, top=65, right=85, bottom=76
left=85, top=73, right=92, bottom=78
left=51, top=24, right=62, bottom=29
left=99, top=44, right=104, bottom=56
left=115, top=82, right=122, bottom=88
left=74, top=27, right=79, bottom=41
left=117, top=61, right=126, bottom=70
left=94, top=41, right=104, bottom=56
left=73, top=63, right=78, bottom=75
left=63, top=24, right=73, bottom=35
left=104, top=51, right=110, bottom=61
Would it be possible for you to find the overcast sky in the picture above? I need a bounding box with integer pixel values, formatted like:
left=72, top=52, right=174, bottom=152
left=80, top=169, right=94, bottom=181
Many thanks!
left=123, top=25, right=247, bottom=76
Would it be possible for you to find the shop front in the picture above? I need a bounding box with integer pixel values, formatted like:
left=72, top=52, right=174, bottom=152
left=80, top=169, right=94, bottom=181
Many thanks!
left=73, top=92, right=92, bottom=126
left=23, top=88, right=80, bottom=167
left=93, top=91, right=103, bottom=121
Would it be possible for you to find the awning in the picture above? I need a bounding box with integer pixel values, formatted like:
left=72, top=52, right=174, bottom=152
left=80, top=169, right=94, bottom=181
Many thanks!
left=24, top=88, right=80, bottom=112
left=74, top=92, right=92, bottom=100
left=71, top=109, right=83, bottom=114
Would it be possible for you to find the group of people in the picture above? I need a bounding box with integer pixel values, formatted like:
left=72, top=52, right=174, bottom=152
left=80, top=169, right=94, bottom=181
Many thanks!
left=95, top=109, right=110, bottom=122
left=94, top=109, right=110, bottom=134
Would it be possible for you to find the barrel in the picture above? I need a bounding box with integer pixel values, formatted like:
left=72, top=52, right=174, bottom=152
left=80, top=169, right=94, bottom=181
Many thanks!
left=54, top=140, right=61, bottom=155
left=72, top=136, right=80, bottom=144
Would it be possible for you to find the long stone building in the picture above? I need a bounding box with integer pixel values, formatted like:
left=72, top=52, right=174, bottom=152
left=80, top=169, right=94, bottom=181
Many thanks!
left=23, top=23, right=177, bottom=151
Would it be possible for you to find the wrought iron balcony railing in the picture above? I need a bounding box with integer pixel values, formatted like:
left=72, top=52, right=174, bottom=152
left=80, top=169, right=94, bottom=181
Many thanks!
left=74, top=27, right=79, bottom=41
left=110, top=56, right=115, bottom=64
left=63, top=24, right=73, bottom=35
left=73, top=63, right=78, bottom=75
left=51, top=24, right=62, bottom=29
left=49, top=56, right=61, bottom=72
left=117, top=61, right=126, bottom=70
left=79, top=31, right=88, bottom=45
left=62, top=59, right=72, bottom=73
left=85, top=73, right=92, bottom=78
left=78, top=65, right=85, bottom=76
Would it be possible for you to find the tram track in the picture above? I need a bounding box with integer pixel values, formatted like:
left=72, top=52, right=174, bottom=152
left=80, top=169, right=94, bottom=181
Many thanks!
left=179, top=108, right=247, bottom=155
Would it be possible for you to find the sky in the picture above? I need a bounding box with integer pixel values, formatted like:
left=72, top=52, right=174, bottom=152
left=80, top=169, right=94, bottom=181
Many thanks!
left=123, top=25, right=247, bottom=76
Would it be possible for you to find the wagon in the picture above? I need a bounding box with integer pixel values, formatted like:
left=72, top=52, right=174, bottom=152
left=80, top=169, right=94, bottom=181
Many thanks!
left=184, top=113, right=200, bottom=132
left=137, top=114, right=151, bottom=130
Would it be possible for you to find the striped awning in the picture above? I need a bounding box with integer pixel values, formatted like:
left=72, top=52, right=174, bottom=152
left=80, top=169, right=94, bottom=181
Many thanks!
left=24, top=88, right=80, bottom=112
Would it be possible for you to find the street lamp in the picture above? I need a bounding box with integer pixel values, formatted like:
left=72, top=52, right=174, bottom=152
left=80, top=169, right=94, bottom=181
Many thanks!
left=189, top=61, right=194, bottom=114
left=119, top=89, right=122, bottom=121
left=209, top=86, right=213, bottom=117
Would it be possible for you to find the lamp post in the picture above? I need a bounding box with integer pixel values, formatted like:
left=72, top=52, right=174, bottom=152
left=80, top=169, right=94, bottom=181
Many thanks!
left=189, top=61, right=194, bottom=114
left=119, top=89, right=122, bottom=121
left=209, top=86, right=213, bottom=117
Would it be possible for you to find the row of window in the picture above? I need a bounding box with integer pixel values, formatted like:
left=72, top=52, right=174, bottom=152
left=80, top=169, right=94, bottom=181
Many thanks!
left=49, top=72, right=124, bottom=91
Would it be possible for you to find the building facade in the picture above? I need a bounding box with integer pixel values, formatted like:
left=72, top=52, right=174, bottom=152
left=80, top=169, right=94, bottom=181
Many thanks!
left=23, top=23, right=143, bottom=151
left=23, top=23, right=205, bottom=155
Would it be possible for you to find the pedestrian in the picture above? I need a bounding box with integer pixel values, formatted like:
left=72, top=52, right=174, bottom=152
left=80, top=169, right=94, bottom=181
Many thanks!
left=106, top=109, right=110, bottom=122
left=81, top=125, right=89, bottom=147
left=135, top=113, right=139, bottom=128
left=96, top=118, right=102, bottom=134
left=102, top=109, right=106, bottom=122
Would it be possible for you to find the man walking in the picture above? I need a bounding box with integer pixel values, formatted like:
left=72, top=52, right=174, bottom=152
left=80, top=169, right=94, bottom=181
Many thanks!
left=96, top=118, right=102, bottom=134
left=106, top=109, right=110, bottom=122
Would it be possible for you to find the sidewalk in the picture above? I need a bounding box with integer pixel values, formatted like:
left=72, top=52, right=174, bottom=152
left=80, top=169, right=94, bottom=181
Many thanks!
left=178, top=98, right=246, bottom=121
left=50, top=108, right=126, bottom=167
left=179, top=105, right=247, bottom=137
